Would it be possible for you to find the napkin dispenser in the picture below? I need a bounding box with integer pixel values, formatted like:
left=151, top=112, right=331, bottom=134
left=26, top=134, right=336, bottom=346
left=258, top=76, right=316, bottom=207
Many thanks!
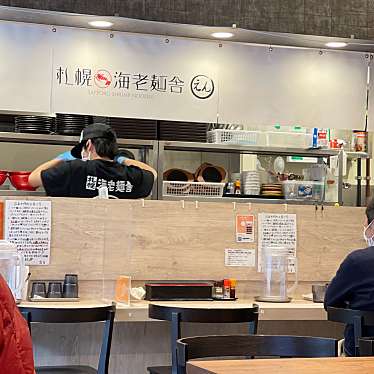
left=145, top=282, right=213, bottom=301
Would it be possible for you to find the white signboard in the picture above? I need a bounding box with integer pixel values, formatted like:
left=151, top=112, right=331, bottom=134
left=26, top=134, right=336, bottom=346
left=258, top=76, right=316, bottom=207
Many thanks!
left=0, top=21, right=52, bottom=113
left=258, top=213, right=297, bottom=272
left=5, top=200, right=51, bottom=266
left=225, top=248, right=255, bottom=267
left=51, top=29, right=219, bottom=122
left=218, top=43, right=367, bottom=130
left=0, top=21, right=368, bottom=130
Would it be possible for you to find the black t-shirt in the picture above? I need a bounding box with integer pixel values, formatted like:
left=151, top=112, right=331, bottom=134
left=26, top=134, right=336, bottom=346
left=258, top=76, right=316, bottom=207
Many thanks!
left=324, top=247, right=374, bottom=356
left=41, top=159, right=154, bottom=199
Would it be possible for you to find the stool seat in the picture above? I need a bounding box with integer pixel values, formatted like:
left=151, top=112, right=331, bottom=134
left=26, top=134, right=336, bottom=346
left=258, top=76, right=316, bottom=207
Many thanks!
left=36, top=366, right=97, bottom=374
left=147, top=365, right=171, bottom=374
left=147, top=303, right=259, bottom=374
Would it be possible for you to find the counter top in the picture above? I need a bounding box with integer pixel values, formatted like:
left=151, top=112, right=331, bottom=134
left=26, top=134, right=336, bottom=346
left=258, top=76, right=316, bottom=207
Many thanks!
left=19, top=299, right=326, bottom=322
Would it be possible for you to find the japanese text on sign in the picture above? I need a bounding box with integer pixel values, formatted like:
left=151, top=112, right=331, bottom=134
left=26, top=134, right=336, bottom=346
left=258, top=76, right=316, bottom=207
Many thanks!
left=56, top=66, right=186, bottom=94
left=258, top=213, right=297, bottom=272
left=5, top=200, right=51, bottom=266
left=225, top=249, right=255, bottom=267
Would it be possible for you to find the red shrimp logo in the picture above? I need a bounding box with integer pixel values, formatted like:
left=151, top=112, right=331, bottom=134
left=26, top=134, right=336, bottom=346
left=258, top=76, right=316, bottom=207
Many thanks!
left=94, top=69, right=112, bottom=88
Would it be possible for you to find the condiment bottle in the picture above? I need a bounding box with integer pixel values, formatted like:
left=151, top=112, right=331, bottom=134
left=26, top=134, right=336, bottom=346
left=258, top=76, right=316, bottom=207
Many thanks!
left=229, top=278, right=237, bottom=299
left=234, top=181, right=241, bottom=195
left=213, top=281, right=223, bottom=299
left=223, top=279, right=231, bottom=299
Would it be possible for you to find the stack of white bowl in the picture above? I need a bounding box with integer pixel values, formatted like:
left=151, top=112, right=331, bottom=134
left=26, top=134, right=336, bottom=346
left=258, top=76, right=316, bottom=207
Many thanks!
left=241, top=171, right=260, bottom=195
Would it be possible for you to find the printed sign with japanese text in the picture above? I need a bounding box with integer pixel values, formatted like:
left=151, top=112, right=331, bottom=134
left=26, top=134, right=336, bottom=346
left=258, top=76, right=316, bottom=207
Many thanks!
left=236, top=214, right=255, bottom=243
left=5, top=200, right=51, bottom=266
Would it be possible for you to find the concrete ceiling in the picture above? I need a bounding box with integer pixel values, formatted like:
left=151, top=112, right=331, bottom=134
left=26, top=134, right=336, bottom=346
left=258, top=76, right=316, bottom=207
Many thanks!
left=1, top=5, right=374, bottom=53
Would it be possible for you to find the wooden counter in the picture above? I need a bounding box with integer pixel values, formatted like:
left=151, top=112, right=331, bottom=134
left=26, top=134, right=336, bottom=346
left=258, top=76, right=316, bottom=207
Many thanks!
left=19, top=299, right=326, bottom=322
left=187, top=357, right=374, bottom=374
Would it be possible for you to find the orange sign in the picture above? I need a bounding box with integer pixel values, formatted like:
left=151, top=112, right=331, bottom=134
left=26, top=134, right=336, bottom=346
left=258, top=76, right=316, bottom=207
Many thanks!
left=236, top=214, right=255, bottom=243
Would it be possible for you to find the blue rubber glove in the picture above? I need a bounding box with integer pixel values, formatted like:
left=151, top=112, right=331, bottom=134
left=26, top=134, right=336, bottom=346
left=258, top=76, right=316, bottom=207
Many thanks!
left=56, top=151, right=76, bottom=162
left=114, top=155, right=128, bottom=165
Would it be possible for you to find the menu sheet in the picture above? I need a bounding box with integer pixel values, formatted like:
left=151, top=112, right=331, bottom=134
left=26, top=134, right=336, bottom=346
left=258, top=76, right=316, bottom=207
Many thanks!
left=258, top=213, right=297, bottom=273
left=5, top=200, right=51, bottom=265
left=225, top=248, right=255, bottom=267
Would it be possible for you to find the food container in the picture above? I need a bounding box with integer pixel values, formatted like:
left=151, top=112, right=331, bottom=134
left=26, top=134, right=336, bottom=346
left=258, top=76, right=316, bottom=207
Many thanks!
left=0, top=171, right=8, bottom=186
left=283, top=180, right=324, bottom=201
left=351, top=130, right=368, bottom=152
left=9, top=171, right=37, bottom=191
left=266, top=131, right=312, bottom=148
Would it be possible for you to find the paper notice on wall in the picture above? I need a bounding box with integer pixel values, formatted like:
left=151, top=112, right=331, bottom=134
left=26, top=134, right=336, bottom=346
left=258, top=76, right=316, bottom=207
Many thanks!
left=258, top=213, right=297, bottom=272
left=5, top=200, right=51, bottom=265
left=236, top=215, right=255, bottom=243
left=225, top=249, right=255, bottom=267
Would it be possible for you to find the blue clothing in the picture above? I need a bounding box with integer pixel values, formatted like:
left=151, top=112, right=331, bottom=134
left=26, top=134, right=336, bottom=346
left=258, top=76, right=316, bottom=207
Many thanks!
left=324, top=247, right=374, bottom=356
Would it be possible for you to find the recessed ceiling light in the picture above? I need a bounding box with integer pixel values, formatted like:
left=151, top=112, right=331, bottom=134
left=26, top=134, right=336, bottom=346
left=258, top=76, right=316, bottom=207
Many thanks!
left=88, top=20, right=113, bottom=28
left=325, top=42, right=348, bottom=48
left=211, top=32, right=234, bottom=39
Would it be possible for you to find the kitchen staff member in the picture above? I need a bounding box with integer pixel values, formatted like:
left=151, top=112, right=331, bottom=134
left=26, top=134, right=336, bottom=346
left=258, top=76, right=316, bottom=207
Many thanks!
left=28, top=123, right=156, bottom=198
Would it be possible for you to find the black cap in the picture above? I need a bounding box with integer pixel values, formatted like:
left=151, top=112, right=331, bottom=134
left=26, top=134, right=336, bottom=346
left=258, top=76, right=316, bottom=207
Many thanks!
left=71, top=123, right=117, bottom=159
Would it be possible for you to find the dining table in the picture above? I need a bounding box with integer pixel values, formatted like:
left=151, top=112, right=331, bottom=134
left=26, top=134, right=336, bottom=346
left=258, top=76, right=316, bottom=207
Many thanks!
left=186, top=356, right=374, bottom=374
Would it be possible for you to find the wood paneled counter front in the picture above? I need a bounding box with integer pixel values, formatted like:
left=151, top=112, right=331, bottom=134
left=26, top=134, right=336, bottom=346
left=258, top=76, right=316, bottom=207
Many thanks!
left=19, top=299, right=326, bottom=321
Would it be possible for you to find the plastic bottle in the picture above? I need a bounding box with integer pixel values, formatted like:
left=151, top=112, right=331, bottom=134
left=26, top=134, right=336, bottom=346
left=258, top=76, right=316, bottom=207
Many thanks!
left=223, top=279, right=231, bottom=299
left=229, top=278, right=237, bottom=298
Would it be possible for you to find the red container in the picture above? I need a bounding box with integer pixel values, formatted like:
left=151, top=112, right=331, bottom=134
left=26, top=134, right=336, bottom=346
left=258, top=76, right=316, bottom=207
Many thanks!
left=0, top=171, right=8, bottom=186
left=9, top=171, right=37, bottom=191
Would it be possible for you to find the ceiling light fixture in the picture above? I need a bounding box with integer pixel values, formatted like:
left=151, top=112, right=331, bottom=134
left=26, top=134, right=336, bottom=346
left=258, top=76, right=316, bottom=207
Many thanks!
left=211, top=32, right=234, bottom=39
left=325, top=42, right=348, bottom=48
left=88, top=20, right=114, bottom=28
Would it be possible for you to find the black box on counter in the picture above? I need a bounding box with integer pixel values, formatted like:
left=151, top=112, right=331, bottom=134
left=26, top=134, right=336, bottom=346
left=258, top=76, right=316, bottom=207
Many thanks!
left=145, top=282, right=213, bottom=301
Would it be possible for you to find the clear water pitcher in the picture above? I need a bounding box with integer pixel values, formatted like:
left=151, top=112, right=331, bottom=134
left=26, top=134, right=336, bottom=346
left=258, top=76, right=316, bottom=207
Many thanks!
left=255, top=247, right=298, bottom=303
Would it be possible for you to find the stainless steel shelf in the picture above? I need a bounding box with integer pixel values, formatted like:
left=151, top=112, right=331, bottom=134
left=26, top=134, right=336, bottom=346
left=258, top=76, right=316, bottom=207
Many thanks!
left=161, top=141, right=340, bottom=157
left=162, top=195, right=331, bottom=205
left=0, top=190, right=46, bottom=196
left=0, top=132, right=155, bottom=148
left=346, top=151, right=370, bottom=159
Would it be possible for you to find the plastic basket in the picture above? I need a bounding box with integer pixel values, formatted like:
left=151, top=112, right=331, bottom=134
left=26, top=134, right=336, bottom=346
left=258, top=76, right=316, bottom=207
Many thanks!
left=207, top=129, right=266, bottom=146
left=163, top=181, right=225, bottom=198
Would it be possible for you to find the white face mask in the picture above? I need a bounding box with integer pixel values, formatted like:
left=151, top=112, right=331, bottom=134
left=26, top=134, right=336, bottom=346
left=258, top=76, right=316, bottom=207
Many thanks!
left=363, top=219, right=374, bottom=247
left=81, top=150, right=91, bottom=162
left=81, top=141, right=91, bottom=161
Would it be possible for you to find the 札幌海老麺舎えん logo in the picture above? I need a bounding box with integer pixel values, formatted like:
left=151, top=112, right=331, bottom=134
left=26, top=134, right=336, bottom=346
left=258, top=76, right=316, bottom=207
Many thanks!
left=94, top=70, right=112, bottom=88
left=190, top=75, right=214, bottom=99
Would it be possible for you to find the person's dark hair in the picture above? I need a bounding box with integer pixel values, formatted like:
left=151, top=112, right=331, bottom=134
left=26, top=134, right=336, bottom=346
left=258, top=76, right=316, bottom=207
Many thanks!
left=86, top=137, right=118, bottom=159
left=366, top=197, right=374, bottom=224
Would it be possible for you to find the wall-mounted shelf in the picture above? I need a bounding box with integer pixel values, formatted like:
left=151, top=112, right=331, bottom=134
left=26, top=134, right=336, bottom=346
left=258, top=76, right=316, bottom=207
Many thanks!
left=162, top=195, right=333, bottom=205
left=161, top=141, right=340, bottom=157
left=0, top=190, right=46, bottom=196
left=0, top=132, right=156, bottom=149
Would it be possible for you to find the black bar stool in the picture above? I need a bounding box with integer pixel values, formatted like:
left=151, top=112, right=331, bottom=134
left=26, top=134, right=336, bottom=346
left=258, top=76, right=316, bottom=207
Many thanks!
left=177, top=334, right=339, bottom=374
left=19, top=304, right=115, bottom=374
left=147, top=303, right=259, bottom=374
left=327, top=306, right=374, bottom=356
left=359, top=337, right=374, bottom=356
